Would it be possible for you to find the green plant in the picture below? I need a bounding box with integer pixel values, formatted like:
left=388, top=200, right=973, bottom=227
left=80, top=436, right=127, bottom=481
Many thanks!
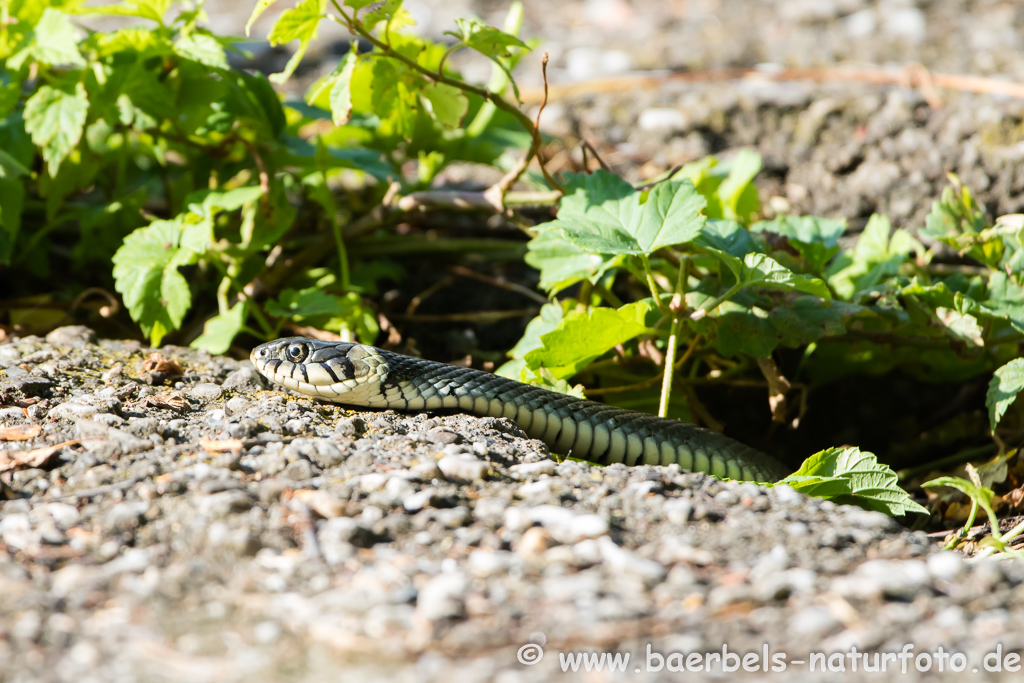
left=1, top=0, right=537, bottom=349
left=503, top=164, right=1024, bottom=510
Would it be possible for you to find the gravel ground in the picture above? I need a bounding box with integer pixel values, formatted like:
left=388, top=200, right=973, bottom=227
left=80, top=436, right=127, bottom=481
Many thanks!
left=1, top=327, right=1023, bottom=682
left=9, top=1, right=1024, bottom=681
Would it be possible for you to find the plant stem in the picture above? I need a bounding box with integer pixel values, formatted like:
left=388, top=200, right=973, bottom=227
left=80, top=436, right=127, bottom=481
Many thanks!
left=350, top=237, right=526, bottom=257
left=587, top=333, right=701, bottom=397
left=328, top=0, right=558, bottom=189
left=658, top=261, right=689, bottom=417
left=592, top=283, right=624, bottom=309
left=690, top=282, right=743, bottom=320
left=465, top=1, right=523, bottom=137
left=331, top=219, right=350, bottom=291
left=640, top=255, right=669, bottom=313
left=247, top=302, right=275, bottom=337
left=216, top=274, right=232, bottom=314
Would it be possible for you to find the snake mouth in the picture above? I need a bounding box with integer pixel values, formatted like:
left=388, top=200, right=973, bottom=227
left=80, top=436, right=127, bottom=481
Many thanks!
left=250, top=338, right=382, bottom=394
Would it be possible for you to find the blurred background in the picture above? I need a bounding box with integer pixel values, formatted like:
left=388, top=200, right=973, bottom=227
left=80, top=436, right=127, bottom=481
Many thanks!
left=219, top=0, right=1024, bottom=227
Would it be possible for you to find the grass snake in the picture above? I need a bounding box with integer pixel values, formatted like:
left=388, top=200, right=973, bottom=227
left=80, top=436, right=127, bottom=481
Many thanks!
left=251, top=338, right=790, bottom=482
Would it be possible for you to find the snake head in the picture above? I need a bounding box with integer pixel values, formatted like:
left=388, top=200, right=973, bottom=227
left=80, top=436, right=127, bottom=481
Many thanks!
left=250, top=338, right=387, bottom=398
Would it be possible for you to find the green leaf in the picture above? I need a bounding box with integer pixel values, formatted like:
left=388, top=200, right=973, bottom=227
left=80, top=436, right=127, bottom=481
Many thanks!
left=173, top=33, right=229, bottom=69
left=695, top=219, right=762, bottom=261
left=419, top=82, right=469, bottom=128
left=32, top=9, right=86, bottom=67
left=550, top=170, right=707, bottom=256
left=112, top=217, right=198, bottom=346
left=783, top=447, right=928, bottom=516
left=740, top=253, right=832, bottom=299
left=979, top=272, right=1024, bottom=333
left=525, top=227, right=621, bottom=294
left=186, top=186, right=264, bottom=216
left=751, top=215, right=846, bottom=274
left=777, top=475, right=852, bottom=500
left=524, top=301, right=654, bottom=379
left=266, top=288, right=343, bottom=319
left=246, top=0, right=280, bottom=36
left=266, top=288, right=378, bottom=342
left=267, top=0, right=324, bottom=83
left=308, top=49, right=359, bottom=124
left=361, top=0, right=404, bottom=32
left=768, top=297, right=862, bottom=347
left=449, top=17, right=526, bottom=59
left=192, top=303, right=247, bottom=355
left=267, top=0, right=325, bottom=44
left=0, top=69, right=22, bottom=119
left=716, top=148, right=761, bottom=223
left=826, top=214, right=922, bottom=299
left=922, top=476, right=996, bottom=528
left=23, top=83, right=89, bottom=176
left=923, top=181, right=987, bottom=241
left=988, top=359, right=1024, bottom=431
left=496, top=302, right=566, bottom=379
left=688, top=292, right=776, bottom=358
left=76, top=0, right=170, bottom=22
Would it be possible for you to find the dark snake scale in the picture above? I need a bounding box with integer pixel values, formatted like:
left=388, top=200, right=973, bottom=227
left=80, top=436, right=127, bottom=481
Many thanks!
left=251, top=338, right=790, bottom=482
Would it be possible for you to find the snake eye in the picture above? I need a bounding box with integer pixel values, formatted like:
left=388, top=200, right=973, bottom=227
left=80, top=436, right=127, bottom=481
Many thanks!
left=286, top=342, right=308, bottom=362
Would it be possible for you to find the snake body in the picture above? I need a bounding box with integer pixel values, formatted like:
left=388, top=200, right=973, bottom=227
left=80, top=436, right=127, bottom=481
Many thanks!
left=251, top=338, right=790, bottom=482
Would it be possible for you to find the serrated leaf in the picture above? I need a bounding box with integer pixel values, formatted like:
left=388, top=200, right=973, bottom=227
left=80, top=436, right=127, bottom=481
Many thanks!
left=308, top=49, right=358, bottom=124
left=192, top=303, right=247, bottom=355
left=696, top=219, right=762, bottom=260
left=449, top=18, right=526, bottom=59
left=264, top=288, right=349, bottom=319
left=112, top=217, right=195, bottom=346
left=267, top=0, right=324, bottom=44
left=550, top=170, right=707, bottom=256
left=525, top=227, right=619, bottom=294
left=419, top=82, right=468, bottom=128
left=246, top=0, right=280, bottom=36
left=783, top=447, right=928, bottom=516
left=361, top=0, right=403, bottom=31
left=32, top=9, right=86, bottom=67
left=267, top=0, right=323, bottom=83
left=778, top=475, right=852, bottom=499
left=174, top=33, right=229, bottom=69
left=688, top=292, right=776, bottom=357
left=496, top=302, right=566, bottom=379
left=752, top=215, right=846, bottom=274
left=826, top=214, right=922, bottom=299
left=979, top=272, right=1024, bottom=333
left=23, top=83, right=89, bottom=176
left=741, top=253, right=831, bottom=299
left=988, top=358, right=1024, bottom=431
left=524, top=301, right=654, bottom=379
left=266, top=288, right=377, bottom=342
left=768, top=297, right=862, bottom=347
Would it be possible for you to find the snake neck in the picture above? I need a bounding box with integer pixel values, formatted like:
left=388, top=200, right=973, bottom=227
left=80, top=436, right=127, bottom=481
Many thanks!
left=379, top=350, right=566, bottom=424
